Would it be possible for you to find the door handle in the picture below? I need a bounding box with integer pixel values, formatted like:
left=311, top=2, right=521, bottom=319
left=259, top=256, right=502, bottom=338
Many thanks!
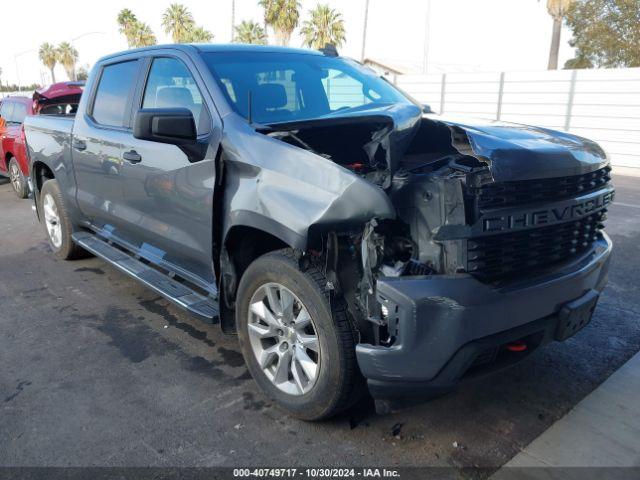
left=72, top=139, right=86, bottom=151
left=123, top=150, right=142, bottom=164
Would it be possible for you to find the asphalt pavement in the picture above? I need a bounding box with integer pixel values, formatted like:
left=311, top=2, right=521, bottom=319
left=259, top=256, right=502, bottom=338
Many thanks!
left=1, top=173, right=639, bottom=473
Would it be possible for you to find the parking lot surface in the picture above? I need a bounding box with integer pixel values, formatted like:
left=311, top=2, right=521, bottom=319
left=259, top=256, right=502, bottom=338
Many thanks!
left=1, top=174, right=640, bottom=471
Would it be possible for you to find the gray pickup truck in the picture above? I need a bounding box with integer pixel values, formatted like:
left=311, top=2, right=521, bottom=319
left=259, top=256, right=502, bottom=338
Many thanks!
left=24, top=44, right=614, bottom=420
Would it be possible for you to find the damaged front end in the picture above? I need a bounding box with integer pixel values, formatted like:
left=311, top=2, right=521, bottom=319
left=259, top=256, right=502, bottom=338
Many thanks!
left=206, top=48, right=613, bottom=403
left=242, top=101, right=613, bottom=399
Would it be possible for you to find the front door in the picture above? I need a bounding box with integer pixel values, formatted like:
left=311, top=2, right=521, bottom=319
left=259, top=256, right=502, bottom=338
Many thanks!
left=119, top=55, right=220, bottom=286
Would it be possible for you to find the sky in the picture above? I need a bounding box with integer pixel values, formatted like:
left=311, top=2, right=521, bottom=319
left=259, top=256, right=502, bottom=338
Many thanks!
left=0, top=0, right=576, bottom=86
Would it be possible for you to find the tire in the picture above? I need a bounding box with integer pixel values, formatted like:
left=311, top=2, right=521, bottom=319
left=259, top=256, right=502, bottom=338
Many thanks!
left=39, top=179, right=88, bottom=260
left=236, top=249, right=363, bottom=421
left=8, top=158, right=28, bottom=199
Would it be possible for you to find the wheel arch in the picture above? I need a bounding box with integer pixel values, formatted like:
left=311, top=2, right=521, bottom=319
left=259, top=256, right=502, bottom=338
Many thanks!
left=32, top=161, right=55, bottom=192
left=5, top=151, right=13, bottom=170
left=218, top=222, right=293, bottom=332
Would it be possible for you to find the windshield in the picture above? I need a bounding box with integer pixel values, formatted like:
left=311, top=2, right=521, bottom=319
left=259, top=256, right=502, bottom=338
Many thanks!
left=202, top=51, right=412, bottom=124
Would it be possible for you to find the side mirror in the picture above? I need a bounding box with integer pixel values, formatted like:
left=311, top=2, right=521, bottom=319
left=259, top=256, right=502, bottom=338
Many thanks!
left=0, top=117, right=5, bottom=129
left=422, top=104, right=434, bottom=114
left=133, top=108, right=197, bottom=145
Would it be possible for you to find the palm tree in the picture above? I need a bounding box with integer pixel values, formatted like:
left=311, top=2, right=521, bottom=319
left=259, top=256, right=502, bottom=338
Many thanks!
left=361, top=0, right=369, bottom=61
left=183, top=26, right=214, bottom=43
left=117, top=8, right=138, bottom=47
left=57, top=42, right=79, bottom=81
left=131, top=21, right=158, bottom=47
left=39, top=43, right=58, bottom=83
left=301, top=4, right=346, bottom=50
left=235, top=21, right=268, bottom=45
left=162, top=3, right=195, bottom=43
left=545, top=0, right=573, bottom=70
left=259, top=0, right=300, bottom=46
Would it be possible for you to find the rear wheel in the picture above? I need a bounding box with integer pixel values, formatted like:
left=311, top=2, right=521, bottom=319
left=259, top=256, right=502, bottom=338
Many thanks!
left=8, top=158, right=28, bottom=199
left=236, top=249, right=363, bottom=420
left=39, top=179, right=88, bottom=260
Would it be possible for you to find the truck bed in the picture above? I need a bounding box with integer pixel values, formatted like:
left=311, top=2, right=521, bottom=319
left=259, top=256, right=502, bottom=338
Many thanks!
left=24, top=115, right=74, bottom=173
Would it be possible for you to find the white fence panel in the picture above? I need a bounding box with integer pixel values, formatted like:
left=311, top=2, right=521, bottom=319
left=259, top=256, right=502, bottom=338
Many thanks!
left=397, top=68, right=640, bottom=168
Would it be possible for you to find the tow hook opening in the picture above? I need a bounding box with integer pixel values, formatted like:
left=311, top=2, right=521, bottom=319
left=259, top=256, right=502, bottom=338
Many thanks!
left=505, top=341, right=527, bottom=352
left=464, top=332, right=543, bottom=378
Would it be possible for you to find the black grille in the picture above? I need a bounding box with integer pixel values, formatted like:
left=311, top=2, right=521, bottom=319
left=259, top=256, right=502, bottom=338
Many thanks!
left=467, top=211, right=606, bottom=282
left=472, top=166, right=611, bottom=210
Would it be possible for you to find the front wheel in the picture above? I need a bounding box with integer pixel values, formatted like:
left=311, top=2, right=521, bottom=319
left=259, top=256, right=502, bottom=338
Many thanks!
left=236, top=249, right=363, bottom=420
left=8, top=158, right=28, bottom=199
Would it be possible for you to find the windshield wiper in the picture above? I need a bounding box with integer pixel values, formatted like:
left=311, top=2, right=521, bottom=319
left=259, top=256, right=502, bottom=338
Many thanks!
left=323, top=102, right=394, bottom=117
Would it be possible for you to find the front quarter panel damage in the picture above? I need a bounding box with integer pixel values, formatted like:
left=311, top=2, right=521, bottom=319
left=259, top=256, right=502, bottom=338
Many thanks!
left=220, top=114, right=396, bottom=250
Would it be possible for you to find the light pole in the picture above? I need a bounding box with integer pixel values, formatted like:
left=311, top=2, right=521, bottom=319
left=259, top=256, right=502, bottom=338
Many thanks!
left=361, top=0, right=370, bottom=61
left=423, top=0, right=432, bottom=74
left=71, top=31, right=106, bottom=43
left=14, top=49, right=37, bottom=92
left=231, top=0, right=236, bottom=42
left=69, top=31, right=105, bottom=81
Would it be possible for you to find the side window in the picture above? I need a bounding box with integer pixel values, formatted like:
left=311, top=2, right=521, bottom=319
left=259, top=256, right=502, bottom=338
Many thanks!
left=1, top=101, right=14, bottom=122
left=142, top=57, right=210, bottom=135
left=92, top=60, right=139, bottom=127
left=12, top=103, right=28, bottom=124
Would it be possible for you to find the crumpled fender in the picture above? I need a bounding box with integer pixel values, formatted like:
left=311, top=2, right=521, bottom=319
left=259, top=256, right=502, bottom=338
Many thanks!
left=220, top=115, right=396, bottom=249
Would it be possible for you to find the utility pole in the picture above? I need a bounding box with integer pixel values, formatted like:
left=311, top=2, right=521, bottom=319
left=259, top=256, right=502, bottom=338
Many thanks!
left=361, top=0, right=370, bottom=61
left=231, top=0, right=236, bottom=42
left=423, top=0, right=432, bottom=74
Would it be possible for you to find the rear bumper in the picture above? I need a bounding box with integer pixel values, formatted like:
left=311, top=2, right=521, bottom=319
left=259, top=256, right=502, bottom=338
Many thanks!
left=356, top=233, right=612, bottom=399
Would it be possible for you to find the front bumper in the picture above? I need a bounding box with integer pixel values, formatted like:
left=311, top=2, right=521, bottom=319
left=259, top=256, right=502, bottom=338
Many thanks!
left=356, top=233, right=612, bottom=399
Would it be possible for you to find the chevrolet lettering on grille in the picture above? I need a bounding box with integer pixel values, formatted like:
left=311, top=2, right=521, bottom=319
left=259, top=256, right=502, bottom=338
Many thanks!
left=482, top=190, right=615, bottom=233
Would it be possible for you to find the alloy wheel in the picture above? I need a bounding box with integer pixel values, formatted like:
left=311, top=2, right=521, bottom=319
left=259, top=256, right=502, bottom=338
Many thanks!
left=247, top=282, right=321, bottom=396
left=9, top=163, right=22, bottom=194
left=43, top=193, right=62, bottom=248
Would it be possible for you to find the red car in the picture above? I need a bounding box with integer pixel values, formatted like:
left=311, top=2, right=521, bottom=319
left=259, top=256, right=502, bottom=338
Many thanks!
left=0, top=82, right=82, bottom=198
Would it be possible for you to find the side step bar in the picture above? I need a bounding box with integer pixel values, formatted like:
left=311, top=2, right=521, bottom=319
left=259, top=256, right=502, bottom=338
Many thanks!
left=73, top=232, right=219, bottom=324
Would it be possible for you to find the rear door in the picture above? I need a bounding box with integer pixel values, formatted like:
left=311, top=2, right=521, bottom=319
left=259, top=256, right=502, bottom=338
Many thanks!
left=71, top=58, right=141, bottom=235
left=119, top=54, right=221, bottom=286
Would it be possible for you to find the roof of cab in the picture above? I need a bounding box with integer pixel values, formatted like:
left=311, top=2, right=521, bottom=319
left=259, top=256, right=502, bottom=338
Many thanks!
left=99, top=43, right=323, bottom=62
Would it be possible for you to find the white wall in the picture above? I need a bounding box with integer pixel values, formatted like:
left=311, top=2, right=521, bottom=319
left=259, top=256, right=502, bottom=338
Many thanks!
left=396, top=68, right=640, bottom=168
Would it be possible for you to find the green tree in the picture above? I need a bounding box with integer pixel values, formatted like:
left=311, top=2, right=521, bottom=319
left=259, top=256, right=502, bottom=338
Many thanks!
left=118, top=9, right=156, bottom=48
left=39, top=43, right=58, bottom=83
left=162, top=3, right=195, bottom=43
left=117, top=8, right=138, bottom=47
left=565, top=0, right=640, bottom=68
left=545, top=0, right=574, bottom=69
left=183, top=25, right=214, bottom=43
left=301, top=4, right=346, bottom=50
left=259, top=0, right=300, bottom=46
left=76, top=65, right=90, bottom=81
left=131, top=21, right=158, bottom=47
left=234, top=20, right=268, bottom=44
left=57, top=42, right=79, bottom=81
